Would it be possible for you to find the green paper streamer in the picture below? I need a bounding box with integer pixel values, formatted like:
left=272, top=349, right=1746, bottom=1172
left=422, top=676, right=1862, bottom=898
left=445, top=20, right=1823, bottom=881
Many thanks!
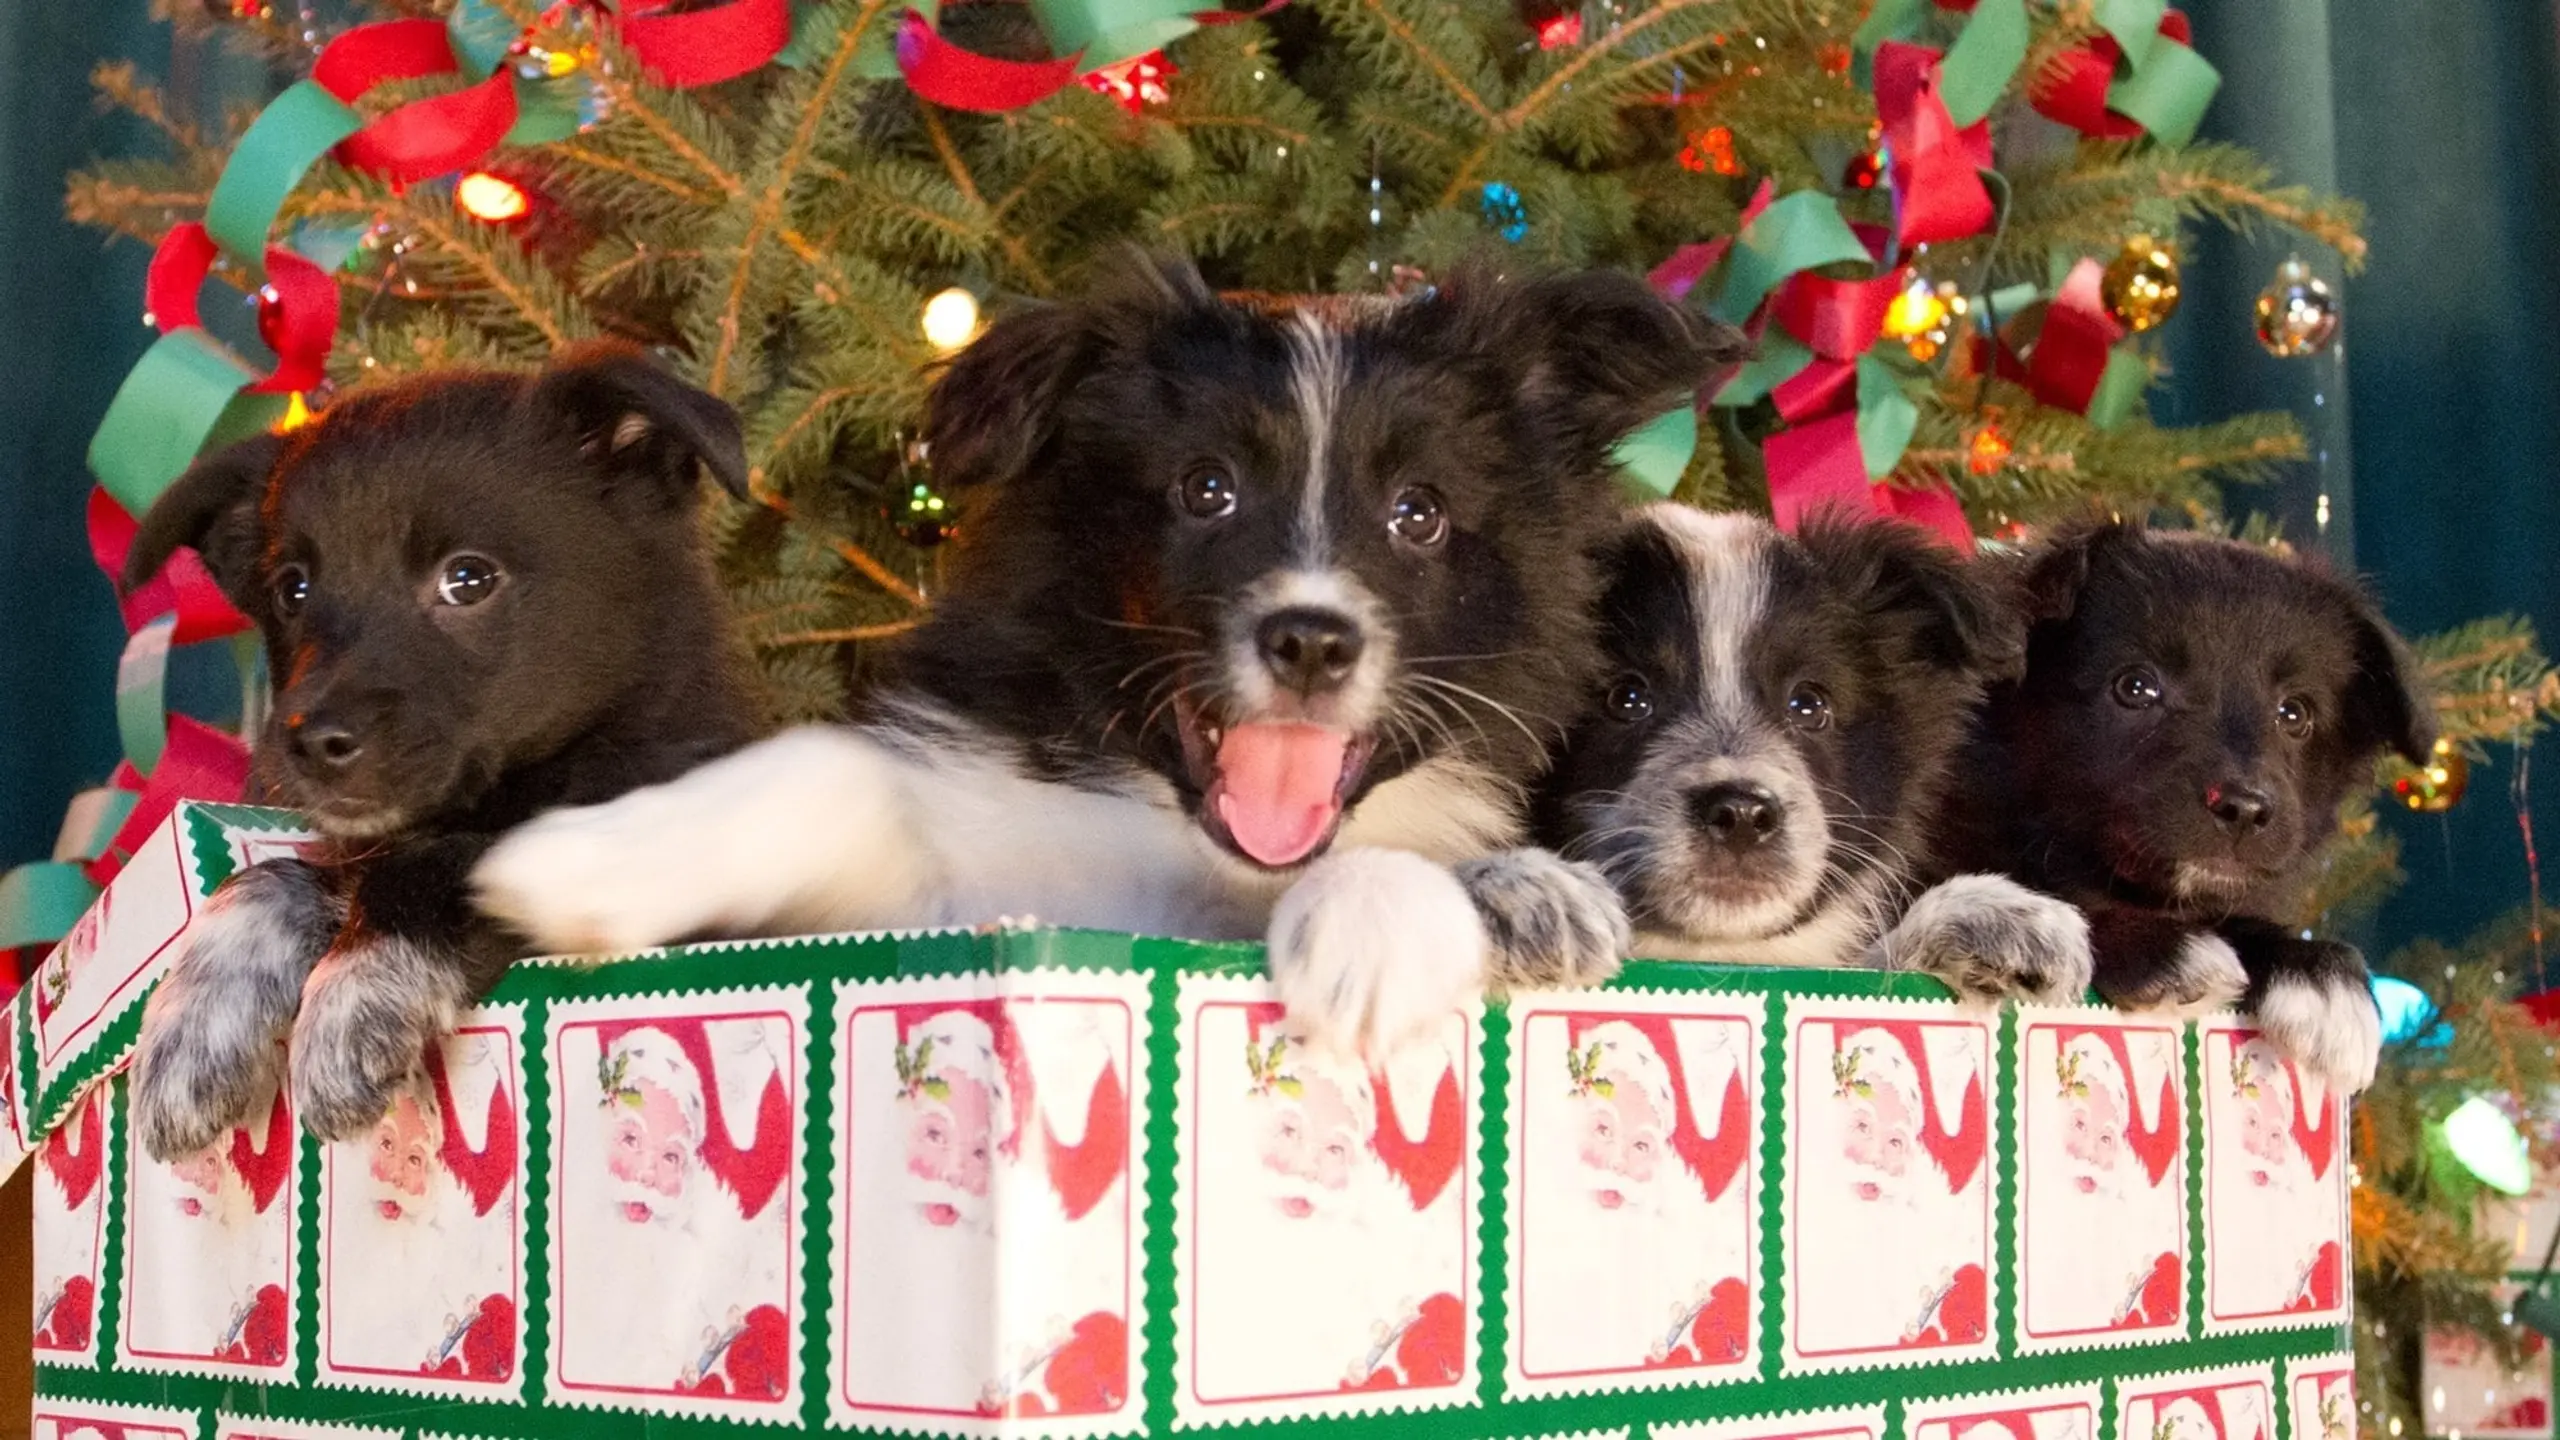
left=117, top=614, right=177, bottom=779
left=1033, top=0, right=1198, bottom=71
left=204, top=80, right=363, bottom=269
left=289, top=217, right=371, bottom=273
left=445, top=0, right=520, bottom=78
left=1611, top=405, right=1698, bottom=501
left=1850, top=0, right=1927, bottom=87
left=2107, top=39, right=2220, bottom=147
left=2084, top=345, right=2151, bottom=429
left=781, top=0, right=849, bottom=69
left=86, top=331, right=259, bottom=518
left=0, top=863, right=98, bottom=952
left=68, top=790, right=140, bottom=863
left=1709, top=192, right=1870, bottom=326
left=1986, top=281, right=2042, bottom=318
left=1712, top=333, right=1815, bottom=407
left=504, top=73, right=592, bottom=147
left=1937, top=0, right=2027, bottom=129
left=1855, top=354, right=1919, bottom=479
left=2094, top=0, right=2166, bottom=69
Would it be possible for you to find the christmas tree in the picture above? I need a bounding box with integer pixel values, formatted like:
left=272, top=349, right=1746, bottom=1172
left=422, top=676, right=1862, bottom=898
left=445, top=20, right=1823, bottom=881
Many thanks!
left=46, top=1, right=2560, bottom=1435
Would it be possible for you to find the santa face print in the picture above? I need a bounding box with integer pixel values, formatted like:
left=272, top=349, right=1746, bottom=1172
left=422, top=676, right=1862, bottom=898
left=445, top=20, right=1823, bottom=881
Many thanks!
left=319, top=1016, right=526, bottom=1400
left=548, top=991, right=807, bottom=1422
left=1177, top=982, right=1477, bottom=1426
left=2116, top=1367, right=2276, bottom=1440
left=833, top=975, right=1148, bottom=1434
left=2202, top=1023, right=2347, bottom=1331
left=1785, top=1001, right=1994, bottom=1371
left=2017, top=1016, right=2188, bottom=1351
left=118, top=1087, right=296, bottom=1379
left=34, top=1082, right=110, bottom=1363
left=1506, top=999, right=1762, bottom=1398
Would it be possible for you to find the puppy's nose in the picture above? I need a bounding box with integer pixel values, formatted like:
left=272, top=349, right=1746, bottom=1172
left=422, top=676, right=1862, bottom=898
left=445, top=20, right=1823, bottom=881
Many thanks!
left=1688, top=783, right=1783, bottom=854
left=1256, top=609, right=1364, bottom=695
left=290, top=715, right=365, bottom=771
left=2206, top=783, right=2273, bottom=835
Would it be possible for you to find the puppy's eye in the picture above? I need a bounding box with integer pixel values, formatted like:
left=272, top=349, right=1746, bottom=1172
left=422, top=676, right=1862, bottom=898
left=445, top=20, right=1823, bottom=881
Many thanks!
left=1605, top=676, right=1654, bottom=722
left=435, top=554, right=504, bottom=607
left=1387, top=487, right=1448, bottom=548
left=1175, top=467, right=1237, bottom=520
left=271, top=564, right=311, bottom=617
left=2276, top=695, right=2314, bottom=738
left=2112, top=667, right=2164, bottom=709
left=1785, top=682, right=1833, bottom=732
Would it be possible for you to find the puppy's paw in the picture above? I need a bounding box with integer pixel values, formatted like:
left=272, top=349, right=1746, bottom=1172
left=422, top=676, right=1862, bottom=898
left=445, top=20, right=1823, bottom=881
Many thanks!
left=2252, top=945, right=2382, bottom=1095
left=1268, top=848, right=1486, bottom=1059
left=1875, top=875, right=2093, bottom=1005
left=289, top=938, right=470, bottom=1142
left=1456, top=848, right=1629, bottom=993
left=2098, top=931, right=2251, bottom=1016
left=472, top=791, right=717, bottom=956
left=130, top=860, right=340, bottom=1161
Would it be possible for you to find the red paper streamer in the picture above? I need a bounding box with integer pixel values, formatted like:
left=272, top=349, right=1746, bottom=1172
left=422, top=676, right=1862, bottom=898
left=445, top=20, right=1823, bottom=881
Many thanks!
left=143, top=225, right=341, bottom=396
left=2023, top=257, right=2124, bottom=414
left=2030, top=9, right=2192, bottom=139
left=83, top=717, right=253, bottom=888
left=1873, top=41, right=1995, bottom=247
left=314, top=20, right=522, bottom=188
left=895, top=9, right=1080, bottom=112
left=619, top=0, right=795, bottom=87
left=86, top=489, right=248, bottom=645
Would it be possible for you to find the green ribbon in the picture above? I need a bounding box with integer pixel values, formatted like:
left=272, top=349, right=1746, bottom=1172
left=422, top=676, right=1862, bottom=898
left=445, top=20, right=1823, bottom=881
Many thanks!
left=1611, top=405, right=1699, bottom=501
left=1850, top=0, right=1927, bottom=85
left=2085, top=346, right=2151, bottom=429
left=504, top=72, right=592, bottom=146
left=1712, top=333, right=1816, bottom=408
left=2107, top=39, right=2220, bottom=147
left=1855, top=354, right=1919, bottom=479
left=0, top=865, right=97, bottom=953
left=445, top=0, right=520, bottom=78
left=204, top=80, right=363, bottom=271
left=2094, top=0, right=2166, bottom=68
left=87, top=331, right=261, bottom=518
left=1709, top=192, right=1870, bottom=326
left=1937, top=0, right=2026, bottom=128
left=1030, top=0, right=1200, bottom=73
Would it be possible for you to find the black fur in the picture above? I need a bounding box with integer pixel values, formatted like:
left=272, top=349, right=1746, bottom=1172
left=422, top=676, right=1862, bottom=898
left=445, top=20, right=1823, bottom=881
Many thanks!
left=124, top=343, right=759, bottom=1155
left=1536, top=507, right=2019, bottom=962
left=1933, top=520, right=2431, bottom=1080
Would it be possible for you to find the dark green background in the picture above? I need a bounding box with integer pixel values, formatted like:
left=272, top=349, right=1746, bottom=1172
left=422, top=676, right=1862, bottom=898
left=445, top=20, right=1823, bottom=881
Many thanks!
left=4, top=2, right=2554, bottom=969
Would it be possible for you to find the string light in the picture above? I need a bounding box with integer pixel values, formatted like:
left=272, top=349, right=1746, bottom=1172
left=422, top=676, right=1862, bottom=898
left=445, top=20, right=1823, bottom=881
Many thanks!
left=921, top=287, right=982, bottom=353
left=2442, top=1096, right=2534, bottom=1196
left=456, top=172, right=530, bottom=223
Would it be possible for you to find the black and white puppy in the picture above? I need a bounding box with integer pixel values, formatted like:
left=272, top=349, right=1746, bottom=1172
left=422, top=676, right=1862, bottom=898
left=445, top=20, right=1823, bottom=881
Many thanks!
left=474, top=255, right=1745, bottom=1052
left=123, top=345, right=759, bottom=1157
left=1538, top=504, right=2091, bottom=999
left=1930, top=520, right=2432, bottom=1090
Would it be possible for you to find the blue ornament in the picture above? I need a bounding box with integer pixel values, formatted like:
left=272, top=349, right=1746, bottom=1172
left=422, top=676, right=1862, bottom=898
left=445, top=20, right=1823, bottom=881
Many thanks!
left=1479, top=182, right=1528, bottom=244
left=2371, top=974, right=2452, bottom=1048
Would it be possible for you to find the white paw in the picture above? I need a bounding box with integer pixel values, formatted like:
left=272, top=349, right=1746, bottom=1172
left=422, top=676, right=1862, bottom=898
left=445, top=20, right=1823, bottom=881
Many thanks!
left=471, top=788, right=729, bottom=956
left=1875, top=875, right=2093, bottom=1005
left=2161, top=933, right=2251, bottom=1015
left=1456, top=848, right=1629, bottom=992
left=289, top=936, right=471, bottom=1142
left=1267, top=848, right=1487, bottom=1059
left=2254, top=964, right=2383, bottom=1095
left=129, top=860, right=339, bottom=1161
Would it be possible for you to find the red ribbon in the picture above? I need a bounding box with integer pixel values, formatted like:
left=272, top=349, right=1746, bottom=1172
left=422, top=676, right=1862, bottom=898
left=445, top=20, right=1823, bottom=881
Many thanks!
left=894, top=10, right=1082, bottom=112
left=1873, top=41, right=1995, bottom=248
left=2021, top=257, right=2124, bottom=414
left=146, top=224, right=340, bottom=396
left=619, top=0, right=795, bottom=87
left=83, top=718, right=253, bottom=888
left=86, top=489, right=248, bottom=645
left=2031, top=9, right=2191, bottom=138
left=314, top=21, right=522, bottom=188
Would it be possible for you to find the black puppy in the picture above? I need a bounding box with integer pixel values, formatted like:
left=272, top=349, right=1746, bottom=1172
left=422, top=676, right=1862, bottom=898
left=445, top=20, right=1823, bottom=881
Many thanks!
left=123, top=344, right=759, bottom=1158
left=1537, top=504, right=2090, bottom=1000
left=1932, top=520, right=2431, bottom=1090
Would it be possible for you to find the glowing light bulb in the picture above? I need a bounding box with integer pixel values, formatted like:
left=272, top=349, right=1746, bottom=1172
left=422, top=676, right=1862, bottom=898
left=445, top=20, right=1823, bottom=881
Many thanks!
left=456, top=172, right=530, bottom=223
left=921, top=287, right=982, bottom=353
left=2443, top=1096, right=2534, bottom=1196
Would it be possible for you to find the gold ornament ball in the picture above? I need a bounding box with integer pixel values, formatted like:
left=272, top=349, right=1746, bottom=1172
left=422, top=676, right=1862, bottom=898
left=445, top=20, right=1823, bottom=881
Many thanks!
left=2101, top=236, right=2181, bottom=333
left=2393, top=737, right=2468, bottom=813
left=2255, top=258, right=2341, bottom=357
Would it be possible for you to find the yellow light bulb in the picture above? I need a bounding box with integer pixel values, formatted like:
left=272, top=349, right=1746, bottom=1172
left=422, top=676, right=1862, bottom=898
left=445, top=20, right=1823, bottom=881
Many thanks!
left=456, top=172, right=530, bottom=223
left=275, top=392, right=314, bottom=433
left=921, top=287, right=982, bottom=353
left=1881, top=274, right=1949, bottom=340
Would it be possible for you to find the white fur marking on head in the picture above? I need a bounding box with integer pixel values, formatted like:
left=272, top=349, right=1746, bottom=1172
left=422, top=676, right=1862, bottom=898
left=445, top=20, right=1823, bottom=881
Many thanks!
left=1641, top=503, right=1770, bottom=719
left=2255, top=970, right=2381, bottom=1095
left=1285, top=312, right=1349, bottom=565
left=1268, top=847, right=1485, bottom=1058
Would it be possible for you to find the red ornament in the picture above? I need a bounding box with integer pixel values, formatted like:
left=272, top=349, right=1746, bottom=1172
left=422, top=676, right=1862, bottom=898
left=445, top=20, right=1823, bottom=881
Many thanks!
left=1083, top=51, right=1174, bottom=111
left=1536, top=12, right=1582, bottom=48
left=1843, top=150, right=1882, bottom=190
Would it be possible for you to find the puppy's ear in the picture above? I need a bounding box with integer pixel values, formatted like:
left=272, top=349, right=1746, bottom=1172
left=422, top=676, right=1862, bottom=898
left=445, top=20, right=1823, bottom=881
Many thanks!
left=124, top=432, right=286, bottom=609
left=2010, top=517, right=2139, bottom=624
left=2337, top=589, right=2435, bottom=765
left=1436, top=264, right=1751, bottom=460
left=1799, top=509, right=2019, bottom=677
left=533, top=342, right=748, bottom=501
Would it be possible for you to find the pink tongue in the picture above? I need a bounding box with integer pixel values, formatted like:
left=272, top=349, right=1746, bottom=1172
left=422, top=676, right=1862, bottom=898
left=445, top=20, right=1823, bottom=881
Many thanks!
left=1215, top=723, right=1350, bottom=866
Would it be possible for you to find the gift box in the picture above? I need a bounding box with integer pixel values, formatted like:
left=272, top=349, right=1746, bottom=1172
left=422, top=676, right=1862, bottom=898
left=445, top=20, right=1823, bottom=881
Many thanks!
left=19, top=802, right=2356, bottom=1439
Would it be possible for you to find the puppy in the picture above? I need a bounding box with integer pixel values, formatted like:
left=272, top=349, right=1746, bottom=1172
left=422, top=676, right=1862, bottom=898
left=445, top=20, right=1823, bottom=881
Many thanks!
left=1537, top=504, right=2091, bottom=999
left=1931, top=520, right=2433, bottom=1090
left=475, top=255, right=1745, bottom=1053
left=123, top=345, right=760, bottom=1157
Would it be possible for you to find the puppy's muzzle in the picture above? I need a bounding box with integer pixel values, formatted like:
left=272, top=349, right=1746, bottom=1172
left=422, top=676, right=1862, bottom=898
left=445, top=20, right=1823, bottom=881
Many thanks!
left=2204, top=781, right=2275, bottom=837
left=1256, top=607, right=1364, bottom=697
left=1688, top=782, right=1784, bottom=856
left=288, top=709, right=368, bottom=776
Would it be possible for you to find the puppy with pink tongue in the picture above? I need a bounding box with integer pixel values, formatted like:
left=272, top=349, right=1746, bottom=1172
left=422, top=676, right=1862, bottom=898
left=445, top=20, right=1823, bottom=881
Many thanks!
left=476, top=256, right=1744, bottom=1057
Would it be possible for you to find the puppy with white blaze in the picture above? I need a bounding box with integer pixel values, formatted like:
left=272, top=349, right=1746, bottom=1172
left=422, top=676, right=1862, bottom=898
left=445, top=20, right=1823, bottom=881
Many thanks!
left=1535, top=505, right=2092, bottom=999
left=476, top=255, right=1747, bottom=1052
